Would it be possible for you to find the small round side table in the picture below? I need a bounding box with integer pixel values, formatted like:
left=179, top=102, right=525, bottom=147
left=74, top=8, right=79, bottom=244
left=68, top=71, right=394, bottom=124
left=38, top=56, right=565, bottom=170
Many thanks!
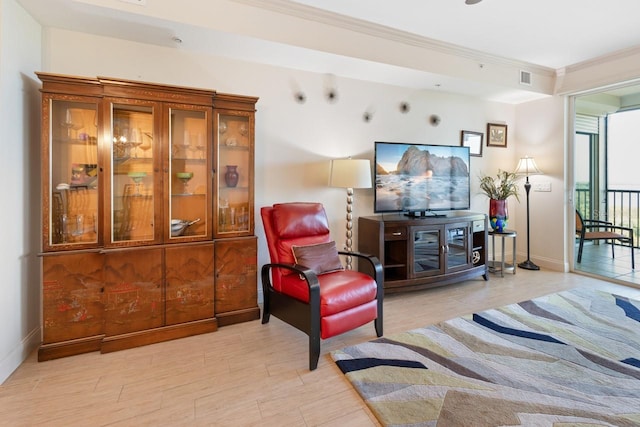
left=488, top=229, right=517, bottom=277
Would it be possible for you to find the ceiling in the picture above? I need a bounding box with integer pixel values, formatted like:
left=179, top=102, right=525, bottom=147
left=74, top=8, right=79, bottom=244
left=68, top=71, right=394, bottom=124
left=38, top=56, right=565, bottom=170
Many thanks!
left=15, top=0, right=640, bottom=103
left=291, top=0, right=640, bottom=70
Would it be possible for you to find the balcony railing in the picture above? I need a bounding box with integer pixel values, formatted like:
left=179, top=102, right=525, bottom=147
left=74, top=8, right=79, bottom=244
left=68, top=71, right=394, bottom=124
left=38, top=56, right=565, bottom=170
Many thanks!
left=576, top=188, right=640, bottom=248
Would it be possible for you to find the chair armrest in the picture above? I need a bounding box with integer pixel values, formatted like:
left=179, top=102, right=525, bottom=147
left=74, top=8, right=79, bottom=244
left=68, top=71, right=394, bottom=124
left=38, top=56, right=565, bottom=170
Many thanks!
left=582, top=219, right=613, bottom=227
left=608, top=225, right=634, bottom=234
left=261, top=262, right=320, bottom=293
left=581, top=219, right=635, bottom=234
left=582, top=222, right=634, bottom=234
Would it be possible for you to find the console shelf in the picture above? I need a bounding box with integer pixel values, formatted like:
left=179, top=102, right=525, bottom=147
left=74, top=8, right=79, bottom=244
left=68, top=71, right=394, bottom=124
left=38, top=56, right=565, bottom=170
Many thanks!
left=358, top=212, right=489, bottom=294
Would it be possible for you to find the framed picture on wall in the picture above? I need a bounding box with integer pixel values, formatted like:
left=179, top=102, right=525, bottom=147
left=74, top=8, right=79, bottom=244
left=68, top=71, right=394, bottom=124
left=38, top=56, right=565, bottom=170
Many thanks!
left=460, top=130, right=483, bottom=157
left=487, top=123, right=508, bottom=147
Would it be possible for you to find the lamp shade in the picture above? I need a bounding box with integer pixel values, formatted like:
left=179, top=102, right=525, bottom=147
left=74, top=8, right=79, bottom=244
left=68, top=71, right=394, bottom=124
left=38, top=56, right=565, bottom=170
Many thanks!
left=330, top=158, right=372, bottom=189
left=514, top=156, right=542, bottom=176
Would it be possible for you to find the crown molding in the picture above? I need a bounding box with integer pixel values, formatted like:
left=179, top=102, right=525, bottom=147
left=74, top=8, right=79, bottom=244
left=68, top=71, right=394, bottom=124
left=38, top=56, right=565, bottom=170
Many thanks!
left=232, top=0, right=555, bottom=77
left=563, top=44, right=640, bottom=74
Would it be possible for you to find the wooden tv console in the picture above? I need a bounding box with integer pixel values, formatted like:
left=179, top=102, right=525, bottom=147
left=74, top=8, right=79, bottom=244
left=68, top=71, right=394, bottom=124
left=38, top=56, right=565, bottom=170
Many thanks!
left=358, top=212, right=488, bottom=294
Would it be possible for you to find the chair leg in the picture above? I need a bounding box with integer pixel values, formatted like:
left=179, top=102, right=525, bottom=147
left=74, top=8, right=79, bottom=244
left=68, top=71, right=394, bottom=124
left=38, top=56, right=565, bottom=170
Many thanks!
left=577, top=237, right=585, bottom=263
left=261, top=290, right=271, bottom=325
left=612, top=241, right=615, bottom=259
left=261, top=308, right=270, bottom=324
left=309, top=332, right=320, bottom=370
left=260, top=267, right=271, bottom=324
left=375, top=316, right=383, bottom=337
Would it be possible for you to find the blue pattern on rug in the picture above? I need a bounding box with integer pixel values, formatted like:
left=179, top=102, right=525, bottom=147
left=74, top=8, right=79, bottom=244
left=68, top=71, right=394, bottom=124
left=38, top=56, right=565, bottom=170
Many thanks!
left=473, top=313, right=565, bottom=344
left=622, top=357, right=640, bottom=368
left=616, top=296, right=640, bottom=322
left=335, top=357, right=427, bottom=373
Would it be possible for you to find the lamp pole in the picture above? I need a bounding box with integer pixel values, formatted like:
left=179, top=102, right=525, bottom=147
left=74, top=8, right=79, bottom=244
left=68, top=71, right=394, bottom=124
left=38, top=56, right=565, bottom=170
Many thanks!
left=518, top=175, right=539, bottom=270
left=344, top=186, right=355, bottom=270
left=330, top=158, right=372, bottom=270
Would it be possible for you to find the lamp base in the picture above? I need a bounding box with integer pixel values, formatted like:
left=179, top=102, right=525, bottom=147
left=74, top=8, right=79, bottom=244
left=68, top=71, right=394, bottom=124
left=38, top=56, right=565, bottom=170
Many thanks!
left=518, top=260, right=540, bottom=271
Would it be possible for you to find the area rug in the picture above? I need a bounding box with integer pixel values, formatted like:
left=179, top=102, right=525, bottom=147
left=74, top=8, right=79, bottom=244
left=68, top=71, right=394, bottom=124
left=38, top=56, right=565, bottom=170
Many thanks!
left=331, top=288, right=640, bottom=426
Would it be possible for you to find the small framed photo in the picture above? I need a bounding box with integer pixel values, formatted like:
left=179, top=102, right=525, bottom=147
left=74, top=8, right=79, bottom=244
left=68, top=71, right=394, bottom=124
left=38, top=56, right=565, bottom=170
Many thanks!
left=460, top=130, right=483, bottom=157
left=487, top=123, right=508, bottom=147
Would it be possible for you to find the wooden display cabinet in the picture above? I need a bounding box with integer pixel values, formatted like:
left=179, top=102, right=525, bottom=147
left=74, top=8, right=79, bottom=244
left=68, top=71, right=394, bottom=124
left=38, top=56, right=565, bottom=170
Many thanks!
left=38, top=72, right=259, bottom=361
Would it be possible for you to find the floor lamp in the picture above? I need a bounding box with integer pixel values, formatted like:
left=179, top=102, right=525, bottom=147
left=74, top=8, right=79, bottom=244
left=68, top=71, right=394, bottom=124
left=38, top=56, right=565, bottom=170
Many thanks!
left=330, top=158, right=372, bottom=270
left=514, top=156, right=543, bottom=270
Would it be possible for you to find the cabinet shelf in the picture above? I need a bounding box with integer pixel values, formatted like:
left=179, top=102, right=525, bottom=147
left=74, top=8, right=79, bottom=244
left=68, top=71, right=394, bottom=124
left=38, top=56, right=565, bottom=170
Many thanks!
left=221, top=145, right=250, bottom=152
left=384, top=262, right=405, bottom=269
left=171, top=193, right=205, bottom=197
left=172, top=157, right=207, bottom=162
left=53, top=137, right=98, bottom=145
left=220, top=186, right=249, bottom=191
left=114, top=156, right=153, bottom=165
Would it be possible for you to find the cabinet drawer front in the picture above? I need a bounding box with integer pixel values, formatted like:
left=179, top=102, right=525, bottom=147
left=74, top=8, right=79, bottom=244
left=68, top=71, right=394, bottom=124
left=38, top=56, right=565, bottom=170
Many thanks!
left=384, top=227, right=407, bottom=240
left=215, top=238, right=258, bottom=314
left=473, top=220, right=485, bottom=232
left=42, top=252, right=105, bottom=344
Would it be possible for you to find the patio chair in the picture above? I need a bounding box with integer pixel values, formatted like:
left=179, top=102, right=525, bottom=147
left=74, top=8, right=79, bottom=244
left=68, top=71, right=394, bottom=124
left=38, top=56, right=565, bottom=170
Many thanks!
left=576, top=209, right=635, bottom=269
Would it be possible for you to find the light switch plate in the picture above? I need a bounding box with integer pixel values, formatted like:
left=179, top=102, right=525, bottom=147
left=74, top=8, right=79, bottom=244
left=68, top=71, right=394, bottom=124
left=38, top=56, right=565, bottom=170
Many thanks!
left=533, top=182, right=551, bottom=192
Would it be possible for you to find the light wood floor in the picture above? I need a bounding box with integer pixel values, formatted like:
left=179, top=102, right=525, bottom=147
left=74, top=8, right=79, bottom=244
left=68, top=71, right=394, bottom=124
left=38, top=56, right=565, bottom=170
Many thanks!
left=2, top=270, right=640, bottom=426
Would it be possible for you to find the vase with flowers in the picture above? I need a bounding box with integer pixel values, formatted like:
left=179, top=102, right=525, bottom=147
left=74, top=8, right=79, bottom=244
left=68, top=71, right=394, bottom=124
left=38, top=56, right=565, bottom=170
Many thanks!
left=479, top=170, right=519, bottom=232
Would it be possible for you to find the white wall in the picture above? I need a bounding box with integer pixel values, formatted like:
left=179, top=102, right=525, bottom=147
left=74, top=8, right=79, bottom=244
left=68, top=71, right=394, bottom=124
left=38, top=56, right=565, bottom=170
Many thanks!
left=42, top=28, right=526, bottom=269
left=0, top=0, right=42, bottom=383
left=514, top=96, right=567, bottom=271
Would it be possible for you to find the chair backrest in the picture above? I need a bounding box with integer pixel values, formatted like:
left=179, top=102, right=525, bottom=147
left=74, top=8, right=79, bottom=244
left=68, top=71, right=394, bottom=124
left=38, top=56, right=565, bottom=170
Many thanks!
left=575, top=210, right=584, bottom=234
left=261, top=202, right=332, bottom=290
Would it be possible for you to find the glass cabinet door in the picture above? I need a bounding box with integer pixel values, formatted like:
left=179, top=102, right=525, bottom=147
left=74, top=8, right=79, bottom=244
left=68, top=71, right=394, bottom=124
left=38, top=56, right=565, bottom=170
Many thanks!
left=446, top=223, right=470, bottom=271
left=169, top=106, right=210, bottom=240
left=413, top=228, right=442, bottom=276
left=110, top=102, right=156, bottom=244
left=216, top=112, right=252, bottom=236
left=47, top=98, right=100, bottom=249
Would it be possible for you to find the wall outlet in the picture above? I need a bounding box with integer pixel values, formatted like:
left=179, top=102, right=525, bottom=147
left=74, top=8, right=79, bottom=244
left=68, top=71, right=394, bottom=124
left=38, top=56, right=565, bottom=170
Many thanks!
left=533, top=182, right=551, bottom=192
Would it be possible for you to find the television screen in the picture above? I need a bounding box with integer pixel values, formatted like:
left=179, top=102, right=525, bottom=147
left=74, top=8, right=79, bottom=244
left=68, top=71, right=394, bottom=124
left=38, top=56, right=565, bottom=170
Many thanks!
left=374, top=142, right=470, bottom=215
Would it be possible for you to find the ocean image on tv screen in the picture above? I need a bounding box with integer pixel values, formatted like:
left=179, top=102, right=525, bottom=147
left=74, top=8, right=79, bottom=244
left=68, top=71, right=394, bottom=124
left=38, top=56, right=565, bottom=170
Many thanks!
left=375, top=143, right=470, bottom=212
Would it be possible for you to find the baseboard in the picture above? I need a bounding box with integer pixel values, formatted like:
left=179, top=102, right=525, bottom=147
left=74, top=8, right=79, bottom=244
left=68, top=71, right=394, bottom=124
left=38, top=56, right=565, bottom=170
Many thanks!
left=515, top=252, right=565, bottom=272
left=0, top=326, right=40, bottom=385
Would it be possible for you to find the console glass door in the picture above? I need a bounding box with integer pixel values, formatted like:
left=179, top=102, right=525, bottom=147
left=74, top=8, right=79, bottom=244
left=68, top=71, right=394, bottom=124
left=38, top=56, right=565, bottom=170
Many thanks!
left=446, top=224, right=470, bottom=271
left=413, top=228, right=442, bottom=276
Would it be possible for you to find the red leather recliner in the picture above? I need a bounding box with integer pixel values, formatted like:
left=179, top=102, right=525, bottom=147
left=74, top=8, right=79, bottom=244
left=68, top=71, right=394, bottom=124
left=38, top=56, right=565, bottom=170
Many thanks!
left=261, top=202, right=383, bottom=370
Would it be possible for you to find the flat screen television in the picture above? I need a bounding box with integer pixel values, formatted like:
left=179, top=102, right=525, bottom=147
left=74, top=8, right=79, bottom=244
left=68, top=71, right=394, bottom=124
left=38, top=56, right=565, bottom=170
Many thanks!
left=374, top=141, right=470, bottom=216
